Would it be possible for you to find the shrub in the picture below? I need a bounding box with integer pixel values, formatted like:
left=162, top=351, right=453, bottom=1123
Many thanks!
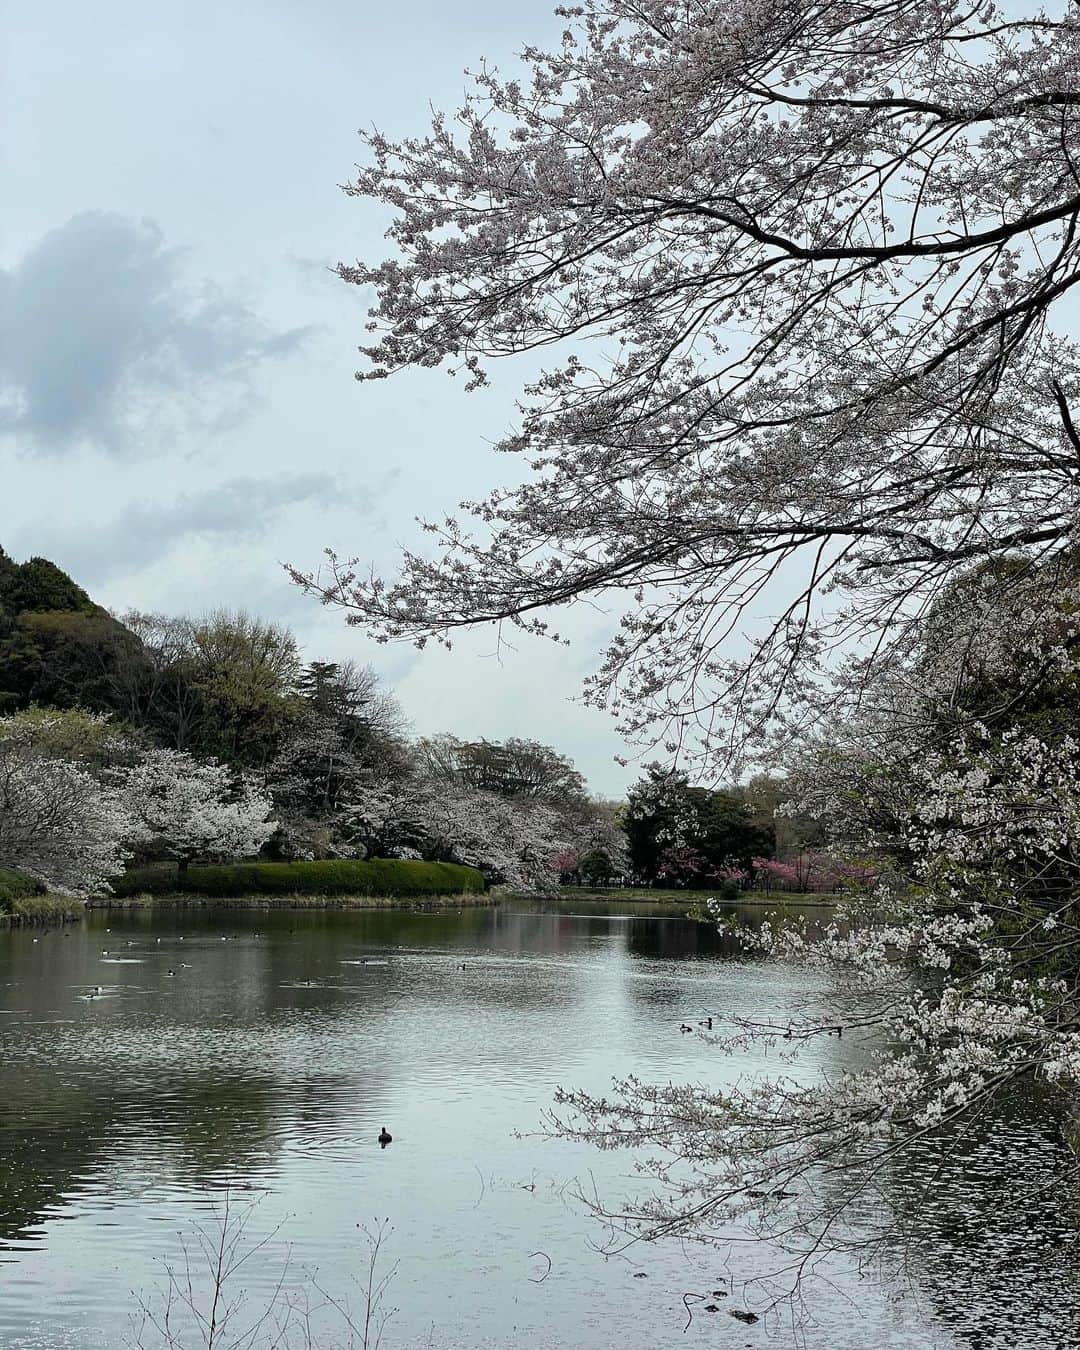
left=109, top=858, right=486, bottom=899
left=578, top=850, right=615, bottom=884
left=0, top=865, right=46, bottom=912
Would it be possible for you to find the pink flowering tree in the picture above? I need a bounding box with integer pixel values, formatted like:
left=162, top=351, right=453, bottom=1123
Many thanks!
left=750, top=857, right=798, bottom=896
left=553, top=849, right=580, bottom=883
left=655, top=844, right=709, bottom=889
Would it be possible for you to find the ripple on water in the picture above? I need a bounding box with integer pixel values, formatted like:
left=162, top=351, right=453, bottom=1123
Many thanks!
left=0, top=907, right=1075, bottom=1350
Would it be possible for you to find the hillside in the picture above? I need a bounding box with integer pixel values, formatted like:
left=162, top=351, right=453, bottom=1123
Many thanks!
left=0, top=548, right=139, bottom=713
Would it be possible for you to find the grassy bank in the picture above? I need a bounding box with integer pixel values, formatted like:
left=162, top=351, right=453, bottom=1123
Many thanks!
left=88, top=891, right=496, bottom=912
left=0, top=866, right=83, bottom=927
left=108, top=858, right=486, bottom=901
left=560, top=885, right=837, bottom=907
left=0, top=893, right=84, bottom=927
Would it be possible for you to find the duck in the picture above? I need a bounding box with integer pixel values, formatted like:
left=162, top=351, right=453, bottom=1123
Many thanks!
left=378, top=1126, right=393, bottom=1148
left=166, top=969, right=176, bottom=977
left=679, top=1023, right=693, bottom=1033
left=699, top=1016, right=714, bottom=1030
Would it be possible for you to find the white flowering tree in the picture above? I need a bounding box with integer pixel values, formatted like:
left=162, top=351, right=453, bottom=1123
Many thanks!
left=287, top=0, right=1080, bottom=1293
left=116, top=749, right=276, bottom=873
left=0, top=715, right=132, bottom=894
left=551, top=587, right=1080, bottom=1288
left=293, top=0, right=1080, bottom=777
left=342, top=773, right=580, bottom=891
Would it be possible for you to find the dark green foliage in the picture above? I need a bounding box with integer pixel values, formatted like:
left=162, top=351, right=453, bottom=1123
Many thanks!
left=0, top=554, right=96, bottom=617
left=0, top=866, right=47, bottom=913
left=111, top=858, right=486, bottom=899
left=577, top=850, right=615, bottom=884
left=625, top=767, right=775, bottom=886
left=0, top=548, right=146, bottom=714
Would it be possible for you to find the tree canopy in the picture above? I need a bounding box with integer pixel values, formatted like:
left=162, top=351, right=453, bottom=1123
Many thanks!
left=293, top=0, right=1080, bottom=774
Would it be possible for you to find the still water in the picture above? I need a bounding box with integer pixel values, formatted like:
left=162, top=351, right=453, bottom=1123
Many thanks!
left=0, top=902, right=1076, bottom=1349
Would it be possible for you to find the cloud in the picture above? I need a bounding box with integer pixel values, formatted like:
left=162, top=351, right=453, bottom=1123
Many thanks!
left=42, top=473, right=341, bottom=583
left=0, top=212, right=313, bottom=454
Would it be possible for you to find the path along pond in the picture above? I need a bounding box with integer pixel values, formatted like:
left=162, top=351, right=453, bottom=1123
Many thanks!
left=0, top=899, right=1076, bottom=1349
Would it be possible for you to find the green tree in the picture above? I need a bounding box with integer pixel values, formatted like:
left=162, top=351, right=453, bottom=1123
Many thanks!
left=184, top=610, right=301, bottom=766
left=625, top=766, right=774, bottom=886
left=414, top=735, right=587, bottom=804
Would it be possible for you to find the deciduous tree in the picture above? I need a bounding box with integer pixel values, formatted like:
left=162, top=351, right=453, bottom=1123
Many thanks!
left=0, top=715, right=131, bottom=894
left=292, top=0, right=1080, bottom=778
left=115, top=749, right=275, bottom=873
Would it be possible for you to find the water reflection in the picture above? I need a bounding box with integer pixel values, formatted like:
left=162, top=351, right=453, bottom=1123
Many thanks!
left=0, top=904, right=1074, bottom=1348
left=883, top=1087, right=1080, bottom=1348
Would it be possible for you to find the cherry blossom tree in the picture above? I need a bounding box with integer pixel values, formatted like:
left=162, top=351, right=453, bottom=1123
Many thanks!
left=551, top=582, right=1080, bottom=1294
left=115, top=749, right=276, bottom=873
left=553, top=848, right=580, bottom=882
left=750, top=855, right=798, bottom=895
left=655, top=843, right=709, bottom=888
left=0, top=714, right=131, bottom=894
left=287, top=0, right=1080, bottom=1301
left=342, top=772, right=587, bottom=890
left=293, top=0, right=1080, bottom=776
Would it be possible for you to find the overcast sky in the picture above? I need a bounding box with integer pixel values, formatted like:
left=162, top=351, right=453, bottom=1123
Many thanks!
left=2, top=0, right=645, bottom=797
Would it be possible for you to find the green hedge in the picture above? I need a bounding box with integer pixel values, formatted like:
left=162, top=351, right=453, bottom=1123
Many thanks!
left=0, top=866, right=47, bottom=912
left=110, top=858, right=486, bottom=899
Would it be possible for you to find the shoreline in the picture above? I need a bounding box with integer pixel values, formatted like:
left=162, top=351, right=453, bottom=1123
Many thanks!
left=85, top=891, right=500, bottom=913
left=2, top=887, right=837, bottom=928
left=553, top=887, right=838, bottom=908
left=0, top=895, right=85, bottom=928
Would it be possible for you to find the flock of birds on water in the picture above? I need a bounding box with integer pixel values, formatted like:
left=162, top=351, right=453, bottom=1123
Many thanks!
left=21, top=921, right=747, bottom=1152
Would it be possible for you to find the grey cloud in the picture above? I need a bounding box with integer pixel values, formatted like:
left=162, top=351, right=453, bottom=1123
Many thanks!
left=0, top=212, right=313, bottom=454
left=42, top=473, right=341, bottom=583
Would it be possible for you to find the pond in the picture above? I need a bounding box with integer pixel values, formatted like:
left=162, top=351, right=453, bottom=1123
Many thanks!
left=0, top=900, right=1076, bottom=1349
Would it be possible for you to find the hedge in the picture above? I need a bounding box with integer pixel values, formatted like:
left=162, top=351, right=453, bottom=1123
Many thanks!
left=0, top=866, right=47, bottom=912
left=109, top=858, right=486, bottom=899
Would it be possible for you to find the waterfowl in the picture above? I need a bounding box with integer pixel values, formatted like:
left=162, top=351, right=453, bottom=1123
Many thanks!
left=679, top=1023, right=693, bottom=1033
left=166, top=969, right=176, bottom=977
left=699, top=1016, right=713, bottom=1030
left=378, top=1127, right=392, bottom=1147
